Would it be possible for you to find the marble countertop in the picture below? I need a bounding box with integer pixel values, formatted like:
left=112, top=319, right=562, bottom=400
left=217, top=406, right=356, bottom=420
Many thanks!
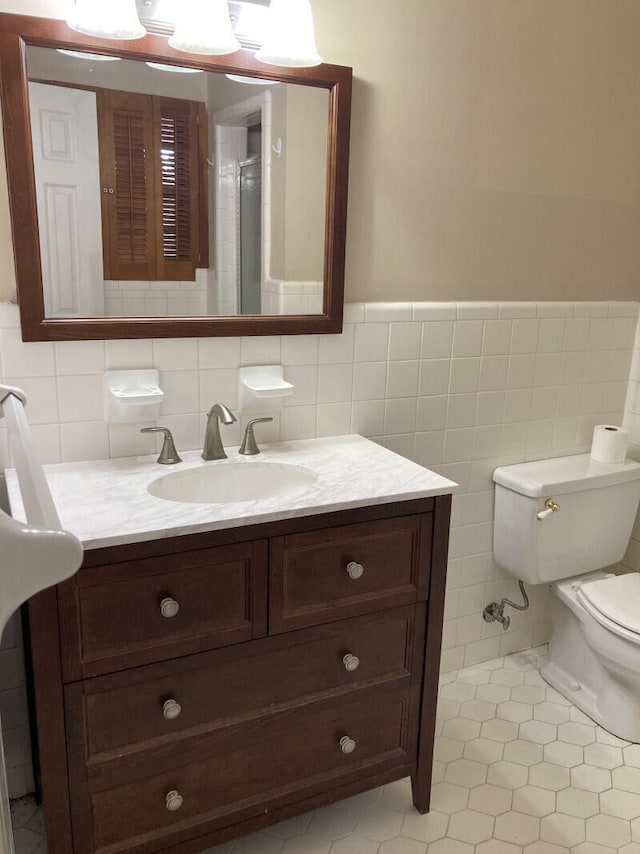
left=5, top=435, right=456, bottom=550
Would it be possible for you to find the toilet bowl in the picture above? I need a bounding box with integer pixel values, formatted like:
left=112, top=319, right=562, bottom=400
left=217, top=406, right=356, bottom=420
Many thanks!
left=493, top=453, right=640, bottom=742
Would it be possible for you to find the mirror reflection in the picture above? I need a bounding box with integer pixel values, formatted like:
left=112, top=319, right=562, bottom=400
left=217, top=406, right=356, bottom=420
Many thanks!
left=26, top=47, right=329, bottom=318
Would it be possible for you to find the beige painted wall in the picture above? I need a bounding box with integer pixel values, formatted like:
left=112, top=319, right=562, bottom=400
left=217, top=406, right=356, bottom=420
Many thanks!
left=1, top=0, right=640, bottom=304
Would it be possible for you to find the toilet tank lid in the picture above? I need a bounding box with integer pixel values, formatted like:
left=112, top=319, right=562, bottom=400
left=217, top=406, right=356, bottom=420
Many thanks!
left=493, top=453, right=640, bottom=498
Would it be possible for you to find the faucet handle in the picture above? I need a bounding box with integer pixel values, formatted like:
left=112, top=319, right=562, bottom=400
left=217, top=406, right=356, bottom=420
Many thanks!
left=239, top=417, right=273, bottom=456
left=140, top=427, right=182, bottom=465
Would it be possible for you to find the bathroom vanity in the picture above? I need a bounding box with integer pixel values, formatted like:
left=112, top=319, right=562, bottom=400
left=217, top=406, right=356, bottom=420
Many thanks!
left=7, top=437, right=454, bottom=854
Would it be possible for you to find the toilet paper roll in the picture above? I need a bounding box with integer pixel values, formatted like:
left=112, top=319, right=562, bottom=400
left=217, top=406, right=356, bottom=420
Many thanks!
left=590, top=424, right=628, bottom=464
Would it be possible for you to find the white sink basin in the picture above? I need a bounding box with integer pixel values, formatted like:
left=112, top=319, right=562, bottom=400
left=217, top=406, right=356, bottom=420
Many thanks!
left=147, top=461, right=318, bottom=504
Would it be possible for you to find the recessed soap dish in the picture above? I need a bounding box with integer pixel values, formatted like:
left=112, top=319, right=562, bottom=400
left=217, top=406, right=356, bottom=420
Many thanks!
left=104, top=370, right=164, bottom=423
left=239, top=365, right=293, bottom=414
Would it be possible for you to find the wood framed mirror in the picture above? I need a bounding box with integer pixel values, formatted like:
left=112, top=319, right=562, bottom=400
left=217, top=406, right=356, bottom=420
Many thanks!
left=0, top=13, right=351, bottom=340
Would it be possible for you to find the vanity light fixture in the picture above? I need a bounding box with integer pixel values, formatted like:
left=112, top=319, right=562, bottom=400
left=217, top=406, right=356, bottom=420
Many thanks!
left=168, top=0, right=240, bottom=55
left=65, top=0, right=322, bottom=67
left=66, top=0, right=146, bottom=40
left=256, top=0, right=322, bottom=67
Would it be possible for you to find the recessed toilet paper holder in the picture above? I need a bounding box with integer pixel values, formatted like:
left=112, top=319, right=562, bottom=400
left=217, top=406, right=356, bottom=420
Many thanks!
left=483, top=580, right=530, bottom=630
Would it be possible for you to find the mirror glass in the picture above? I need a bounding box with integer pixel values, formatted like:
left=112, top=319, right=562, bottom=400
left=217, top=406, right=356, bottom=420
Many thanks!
left=26, top=46, right=329, bottom=318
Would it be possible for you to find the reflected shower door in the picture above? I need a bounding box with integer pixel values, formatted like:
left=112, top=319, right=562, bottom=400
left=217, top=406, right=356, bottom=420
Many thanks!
left=238, top=158, right=262, bottom=315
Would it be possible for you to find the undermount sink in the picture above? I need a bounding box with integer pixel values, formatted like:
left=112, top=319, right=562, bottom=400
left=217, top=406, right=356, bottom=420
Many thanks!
left=147, top=461, right=318, bottom=504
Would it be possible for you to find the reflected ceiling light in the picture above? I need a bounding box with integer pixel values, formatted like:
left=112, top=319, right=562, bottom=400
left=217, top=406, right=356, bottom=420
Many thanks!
left=168, top=0, right=240, bottom=55
left=146, top=61, right=204, bottom=72
left=256, top=0, right=322, bottom=68
left=225, top=73, right=276, bottom=85
left=66, top=0, right=146, bottom=39
left=57, top=49, right=122, bottom=60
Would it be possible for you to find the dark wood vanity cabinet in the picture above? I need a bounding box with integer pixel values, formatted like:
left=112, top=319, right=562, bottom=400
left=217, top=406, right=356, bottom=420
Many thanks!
left=27, top=495, right=451, bottom=854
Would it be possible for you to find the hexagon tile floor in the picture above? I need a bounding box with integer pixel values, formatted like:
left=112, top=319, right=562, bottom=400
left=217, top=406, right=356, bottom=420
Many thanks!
left=11, top=645, right=640, bottom=854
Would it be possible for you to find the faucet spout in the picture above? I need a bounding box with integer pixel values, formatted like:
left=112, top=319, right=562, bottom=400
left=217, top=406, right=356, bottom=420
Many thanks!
left=202, top=403, right=236, bottom=461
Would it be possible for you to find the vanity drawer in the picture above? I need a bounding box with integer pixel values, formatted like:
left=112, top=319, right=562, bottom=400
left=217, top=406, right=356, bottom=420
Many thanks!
left=269, top=514, right=432, bottom=632
left=59, top=541, right=268, bottom=680
left=65, top=605, right=425, bottom=764
left=79, top=684, right=417, bottom=853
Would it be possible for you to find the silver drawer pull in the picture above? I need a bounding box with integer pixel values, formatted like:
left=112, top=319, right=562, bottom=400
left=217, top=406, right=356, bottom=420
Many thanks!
left=160, top=597, right=180, bottom=618
left=346, top=561, right=364, bottom=580
left=165, top=790, right=183, bottom=812
left=343, top=653, right=360, bottom=672
left=340, top=735, right=356, bottom=755
left=162, top=699, right=182, bottom=720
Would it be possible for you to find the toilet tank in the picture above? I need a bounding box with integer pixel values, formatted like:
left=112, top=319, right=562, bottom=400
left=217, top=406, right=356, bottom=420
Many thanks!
left=493, top=454, right=640, bottom=584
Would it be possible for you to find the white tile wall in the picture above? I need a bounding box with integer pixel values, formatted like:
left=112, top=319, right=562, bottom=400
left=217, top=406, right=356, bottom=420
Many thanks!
left=1, top=299, right=639, bottom=799
left=104, top=270, right=208, bottom=317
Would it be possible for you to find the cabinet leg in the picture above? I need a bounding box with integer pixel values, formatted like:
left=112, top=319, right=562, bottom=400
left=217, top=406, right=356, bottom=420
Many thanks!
left=410, top=772, right=431, bottom=815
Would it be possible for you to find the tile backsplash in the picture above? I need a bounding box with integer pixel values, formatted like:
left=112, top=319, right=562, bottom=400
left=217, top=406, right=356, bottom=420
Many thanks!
left=1, top=299, right=639, bottom=797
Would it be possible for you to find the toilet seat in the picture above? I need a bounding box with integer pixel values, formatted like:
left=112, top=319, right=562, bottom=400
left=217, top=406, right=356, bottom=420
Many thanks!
left=576, top=573, right=640, bottom=643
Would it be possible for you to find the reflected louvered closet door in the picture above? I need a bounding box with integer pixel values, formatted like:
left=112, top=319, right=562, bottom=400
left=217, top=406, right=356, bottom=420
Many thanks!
left=154, top=98, right=199, bottom=281
left=98, top=90, right=157, bottom=281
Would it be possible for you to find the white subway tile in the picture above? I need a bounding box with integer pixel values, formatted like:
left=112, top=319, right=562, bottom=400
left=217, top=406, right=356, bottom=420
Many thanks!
left=608, top=302, right=639, bottom=317
left=60, top=421, right=108, bottom=463
left=476, top=391, right=506, bottom=426
left=241, top=336, right=281, bottom=366
left=199, top=369, right=238, bottom=410
left=351, top=400, right=385, bottom=437
left=342, top=303, right=365, bottom=323
left=498, top=302, right=537, bottom=319
left=421, top=322, right=454, bottom=358
left=283, top=365, right=318, bottom=407
left=449, top=358, right=481, bottom=394
left=452, top=321, right=484, bottom=357
left=153, top=339, right=198, bottom=371
left=354, top=323, right=389, bottom=362
left=444, top=428, right=474, bottom=463
left=388, top=322, right=422, bottom=361
left=457, top=303, right=498, bottom=320
left=281, top=406, right=317, bottom=441
left=318, top=364, right=354, bottom=404
left=482, top=320, right=512, bottom=356
left=419, top=360, right=451, bottom=396
left=416, top=396, right=448, bottom=431
left=0, top=328, right=54, bottom=377
left=159, top=371, right=199, bottom=415
left=55, top=341, right=105, bottom=375
left=386, top=361, right=419, bottom=399
left=364, top=302, right=412, bottom=322
left=510, top=319, right=539, bottom=355
left=281, top=335, right=319, bottom=365
left=198, top=338, right=241, bottom=369
left=57, top=374, right=102, bottom=423
left=412, top=302, right=457, bottom=321
left=611, top=317, right=638, bottom=349
left=28, top=424, right=61, bottom=464
left=574, top=302, right=609, bottom=318
left=537, top=319, right=566, bottom=353
left=563, top=318, right=590, bottom=352
left=507, top=355, right=535, bottom=389
left=536, top=302, right=573, bottom=318
left=106, top=339, right=153, bottom=370
left=318, top=325, right=355, bottom=365
left=384, top=397, right=417, bottom=435
left=447, top=394, right=478, bottom=429
left=414, top=431, right=445, bottom=467
left=352, top=362, right=387, bottom=401
left=479, top=356, right=509, bottom=392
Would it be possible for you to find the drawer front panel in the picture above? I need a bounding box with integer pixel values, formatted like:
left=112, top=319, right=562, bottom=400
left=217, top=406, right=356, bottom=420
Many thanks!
left=67, top=606, right=424, bottom=763
left=270, top=515, right=432, bottom=632
left=89, top=687, right=416, bottom=852
left=59, top=541, right=268, bottom=680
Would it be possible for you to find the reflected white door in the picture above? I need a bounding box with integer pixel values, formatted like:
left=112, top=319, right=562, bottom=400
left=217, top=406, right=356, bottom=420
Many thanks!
left=28, top=82, right=104, bottom=317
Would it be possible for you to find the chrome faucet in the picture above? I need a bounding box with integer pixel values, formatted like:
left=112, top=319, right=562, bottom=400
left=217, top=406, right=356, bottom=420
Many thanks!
left=202, top=403, right=236, bottom=460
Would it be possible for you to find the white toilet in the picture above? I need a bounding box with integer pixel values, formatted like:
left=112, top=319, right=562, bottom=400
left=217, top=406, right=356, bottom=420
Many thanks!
left=493, top=453, right=640, bottom=742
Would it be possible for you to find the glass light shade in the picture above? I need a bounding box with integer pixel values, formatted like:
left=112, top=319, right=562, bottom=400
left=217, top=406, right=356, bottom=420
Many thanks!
left=255, top=0, right=322, bottom=68
left=168, top=0, right=240, bottom=55
left=66, top=0, right=146, bottom=40
left=226, top=73, right=275, bottom=85
left=57, top=49, right=122, bottom=60
left=146, top=62, right=204, bottom=73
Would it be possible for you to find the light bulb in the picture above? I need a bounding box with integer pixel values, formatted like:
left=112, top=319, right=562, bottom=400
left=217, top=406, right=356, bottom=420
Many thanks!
left=256, top=0, right=322, bottom=68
